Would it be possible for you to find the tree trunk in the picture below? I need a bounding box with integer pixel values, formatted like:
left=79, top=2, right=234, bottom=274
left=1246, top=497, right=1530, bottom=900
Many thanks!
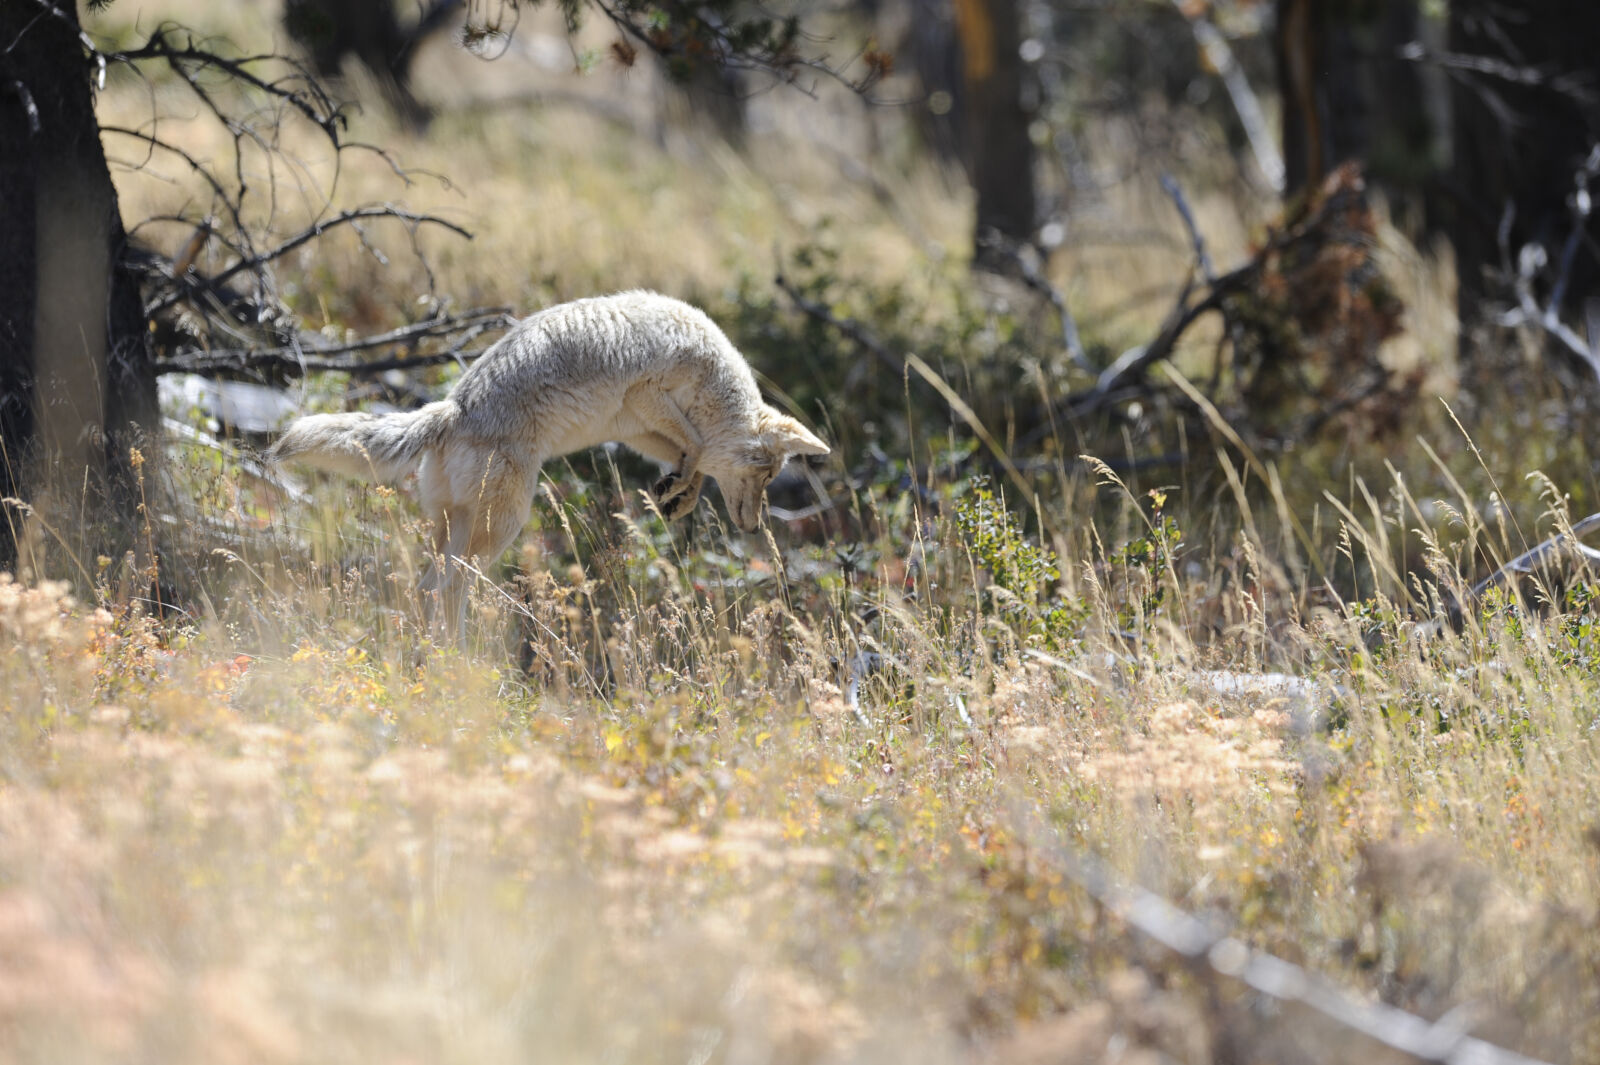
left=1447, top=0, right=1600, bottom=330
left=0, top=0, right=157, bottom=572
left=953, top=0, right=1037, bottom=269
left=1276, top=0, right=1424, bottom=197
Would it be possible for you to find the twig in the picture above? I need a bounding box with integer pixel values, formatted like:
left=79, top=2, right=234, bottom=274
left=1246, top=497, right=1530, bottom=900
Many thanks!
left=1398, top=42, right=1599, bottom=105
left=977, top=232, right=1093, bottom=373
left=1056, top=846, right=1552, bottom=1065
left=1547, top=145, right=1598, bottom=313
left=148, top=206, right=473, bottom=316
left=1494, top=144, right=1600, bottom=377
left=1160, top=173, right=1215, bottom=284
left=1496, top=292, right=1598, bottom=379
left=587, top=0, right=884, bottom=96
left=101, top=126, right=251, bottom=243
left=163, top=341, right=496, bottom=379
left=1074, top=179, right=1358, bottom=409
left=110, top=28, right=346, bottom=144
left=1090, top=265, right=1248, bottom=398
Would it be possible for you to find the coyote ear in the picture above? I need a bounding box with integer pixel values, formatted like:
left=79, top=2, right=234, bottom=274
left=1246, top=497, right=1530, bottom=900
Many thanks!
left=762, top=408, right=830, bottom=458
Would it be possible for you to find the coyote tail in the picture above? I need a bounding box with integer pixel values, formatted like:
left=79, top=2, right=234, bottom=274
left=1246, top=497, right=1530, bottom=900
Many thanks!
left=268, top=401, right=455, bottom=482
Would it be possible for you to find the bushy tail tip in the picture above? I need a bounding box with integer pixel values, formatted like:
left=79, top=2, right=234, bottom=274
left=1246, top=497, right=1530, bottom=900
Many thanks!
left=269, top=406, right=446, bottom=482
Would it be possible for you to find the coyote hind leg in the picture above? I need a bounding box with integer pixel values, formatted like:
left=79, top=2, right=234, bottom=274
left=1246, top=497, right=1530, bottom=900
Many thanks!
left=419, top=503, right=473, bottom=641
left=419, top=454, right=538, bottom=643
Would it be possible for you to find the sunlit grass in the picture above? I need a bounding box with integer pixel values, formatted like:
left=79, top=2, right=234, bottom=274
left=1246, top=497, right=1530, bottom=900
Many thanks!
left=6, top=425, right=1600, bottom=1061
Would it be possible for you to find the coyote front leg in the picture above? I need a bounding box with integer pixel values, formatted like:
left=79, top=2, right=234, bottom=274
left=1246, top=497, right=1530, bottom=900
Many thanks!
left=626, top=430, right=705, bottom=521
left=623, top=384, right=705, bottom=520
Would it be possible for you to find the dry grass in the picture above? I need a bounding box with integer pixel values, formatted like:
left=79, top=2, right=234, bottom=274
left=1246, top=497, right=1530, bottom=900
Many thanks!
left=7, top=438, right=1600, bottom=1062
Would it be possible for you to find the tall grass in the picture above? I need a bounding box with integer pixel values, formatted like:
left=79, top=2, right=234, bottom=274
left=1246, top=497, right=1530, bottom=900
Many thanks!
left=4, top=417, right=1599, bottom=1061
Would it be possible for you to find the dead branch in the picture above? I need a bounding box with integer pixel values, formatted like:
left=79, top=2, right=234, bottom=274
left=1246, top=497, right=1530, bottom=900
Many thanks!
left=90, top=19, right=485, bottom=400
left=1399, top=42, right=1599, bottom=106
left=1159, top=173, right=1215, bottom=283
left=159, top=308, right=513, bottom=377
left=1470, top=511, right=1600, bottom=599
left=110, top=27, right=346, bottom=144
left=1495, top=144, right=1600, bottom=378
left=102, top=126, right=251, bottom=242
left=1074, top=174, right=1369, bottom=409
left=1015, top=165, right=1401, bottom=455
left=1055, top=845, right=1553, bottom=1065
left=974, top=231, right=1093, bottom=373
left=148, top=206, right=473, bottom=317
left=585, top=0, right=886, bottom=97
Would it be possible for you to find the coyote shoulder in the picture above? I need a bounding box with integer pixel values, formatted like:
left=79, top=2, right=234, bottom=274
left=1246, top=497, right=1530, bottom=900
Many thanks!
left=269, top=290, right=829, bottom=626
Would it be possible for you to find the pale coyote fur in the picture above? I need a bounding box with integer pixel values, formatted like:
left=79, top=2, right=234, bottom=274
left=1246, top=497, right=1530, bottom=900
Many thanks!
left=269, top=291, right=829, bottom=628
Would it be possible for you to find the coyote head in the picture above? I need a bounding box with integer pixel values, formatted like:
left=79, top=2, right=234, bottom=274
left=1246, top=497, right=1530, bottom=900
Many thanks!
left=708, top=406, right=829, bottom=532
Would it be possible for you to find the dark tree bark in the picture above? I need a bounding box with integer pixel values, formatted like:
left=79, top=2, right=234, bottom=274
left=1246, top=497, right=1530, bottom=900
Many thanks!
left=902, top=0, right=966, bottom=164
left=1275, top=0, right=1435, bottom=204
left=0, top=0, right=157, bottom=571
left=1447, top=0, right=1600, bottom=329
left=953, top=0, right=1036, bottom=269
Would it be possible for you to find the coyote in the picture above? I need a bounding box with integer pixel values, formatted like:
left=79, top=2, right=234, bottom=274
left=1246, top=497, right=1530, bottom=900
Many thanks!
left=269, top=291, right=829, bottom=630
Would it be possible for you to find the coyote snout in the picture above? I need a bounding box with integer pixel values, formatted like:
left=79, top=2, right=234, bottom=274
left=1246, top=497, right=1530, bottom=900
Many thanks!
left=270, top=291, right=829, bottom=636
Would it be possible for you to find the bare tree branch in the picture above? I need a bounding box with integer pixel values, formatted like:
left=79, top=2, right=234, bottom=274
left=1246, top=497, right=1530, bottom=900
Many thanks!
left=1470, top=512, right=1600, bottom=599
left=1159, top=173, right=1215, bottom=284
left=974, top=232, right=1093, bottom=373
left=1054, top=845, right=1554, bottom=1065
left=148, top=206, right=473, bottom=317
left=585, top=0, right=886, bottom=97
left=1399, top=41, right=1599, bottom=106
left=1495, top=145, right=1600, bottom=379
left=158, top=308, right=514, bottom=376
left=109, top=28, right=347, bottom=144
left=101, top=125, right=251, bottom=241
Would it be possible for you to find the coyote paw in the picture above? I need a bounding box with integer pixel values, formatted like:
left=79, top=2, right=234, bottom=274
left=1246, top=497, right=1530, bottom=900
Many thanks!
left=653, top=470, right=684, bottom=502
left=653, top=471, right=703, bottom=522
left=654, top=465, right=699, bottom=503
